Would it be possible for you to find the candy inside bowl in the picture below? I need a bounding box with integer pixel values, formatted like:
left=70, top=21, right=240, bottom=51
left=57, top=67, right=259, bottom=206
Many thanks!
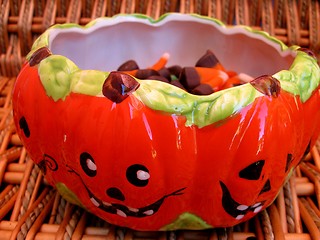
left=12, top=13, right=320, bottom=230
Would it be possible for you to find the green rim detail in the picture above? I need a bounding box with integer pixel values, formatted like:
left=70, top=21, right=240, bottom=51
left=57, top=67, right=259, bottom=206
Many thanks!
left=56, top=182, right=86, bottom=208
left=161, top=212, right=212, bottom=230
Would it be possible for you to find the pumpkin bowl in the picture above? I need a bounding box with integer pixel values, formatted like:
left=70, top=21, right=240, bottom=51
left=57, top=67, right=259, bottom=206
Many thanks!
left=12, top=13, right=320, bottom=231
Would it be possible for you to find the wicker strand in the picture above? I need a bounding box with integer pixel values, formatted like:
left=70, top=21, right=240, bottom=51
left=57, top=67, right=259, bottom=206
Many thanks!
left=56, top=196, right=67, bottom=224
left=0, top=147, right=22, bottom=161
left=95, top=0, right=108, bottom=18
left=268, top=204, right=285, bottom=239
left=0, top=0, right=9, bottom=54
left=259, top=209, right=274, bottom=240
left=57, top=0, right=68, bottom=17
left=298, top=198, right=320, bottom=239
left=116, top=227, right=126, bottom=240
left=0, top=120, right=13, bottom=155
left=63, top=207, right=82, bottom=240
left=283, top=180, right=296, bottom=233
left=42, top=0, right=57, bottom=31
left=261, top=0, right=275, bottom=36
left=274, top=0, right=285, bottom=28
left=0, top=185, right=19, bottom=208
left=298, top=0, right=308, bottom=29
left=235, top=0, right=249, bottom=25
left=18, top=0, right=34, bottom=56
left=300, top=198, right=320, bottom=229
left=17, top=164, right=40, bottom=220
left=13, top=188, right=54, bottom=240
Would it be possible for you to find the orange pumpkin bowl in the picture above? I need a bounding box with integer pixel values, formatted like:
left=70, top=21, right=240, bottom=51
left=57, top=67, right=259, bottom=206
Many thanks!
left=12, top=13, right=320, bottom=230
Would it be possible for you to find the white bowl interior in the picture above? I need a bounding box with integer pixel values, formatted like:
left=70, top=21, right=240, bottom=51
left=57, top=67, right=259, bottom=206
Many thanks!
left=49, top=14, right=295, bottom=77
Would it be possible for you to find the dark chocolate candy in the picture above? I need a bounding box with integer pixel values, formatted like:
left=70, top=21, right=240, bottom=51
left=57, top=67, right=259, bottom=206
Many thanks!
left=29, top=47, right=52, bottom=67
left=171, top=80, right=186, bottom=90
left=135, top=69, right=159, bottom=79
left=195, top=50, right=219, bottom=68
left=148, top=75, right=170, bottom=83
left=179, top=67, right=201, bottom=90
left=158, top=67, right=172, bottom=81
left=250, top=75, right=280, bottom=98
left=117, top=60, right=139, bottom=71
left=191, top=84, right=214, bottom=95
left=168, top=65, right=182, bottom=77
left=102, top=71, right=140, bottom=103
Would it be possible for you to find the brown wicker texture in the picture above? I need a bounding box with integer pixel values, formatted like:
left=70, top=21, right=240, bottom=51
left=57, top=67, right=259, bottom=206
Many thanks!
left=0, top=0, right=320, bottom=239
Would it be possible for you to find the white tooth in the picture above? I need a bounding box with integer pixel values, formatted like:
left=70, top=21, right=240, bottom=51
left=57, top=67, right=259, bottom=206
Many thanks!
left=102, top=201, right=112, bottom=207
left=253, top=205, right=263, bottom=213
left=236, top=214, right=244, bottom=220
left=137, top=170, right=150, bottom=180
left=128, top=207, right=139, bottom=212
left=143, top=210, right=154, bottom=216
left=90, top=197, right=100, bottom=207
left=237, top=205, right=249, bottom=211
left=117, top=209, right=127, bottom=218
left=252, top=202, right=262, bottom=208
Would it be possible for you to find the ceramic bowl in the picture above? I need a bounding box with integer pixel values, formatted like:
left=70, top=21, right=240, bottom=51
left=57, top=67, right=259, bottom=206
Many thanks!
left=12, top=13, right=320, bottom=230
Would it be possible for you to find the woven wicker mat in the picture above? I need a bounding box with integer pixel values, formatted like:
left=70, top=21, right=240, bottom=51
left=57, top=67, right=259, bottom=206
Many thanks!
left=1, top=1, right=320, bottom=240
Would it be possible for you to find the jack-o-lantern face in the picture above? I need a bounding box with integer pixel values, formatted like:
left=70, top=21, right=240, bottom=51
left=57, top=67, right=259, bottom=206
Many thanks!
left=12, top=14, right=320, bottom=230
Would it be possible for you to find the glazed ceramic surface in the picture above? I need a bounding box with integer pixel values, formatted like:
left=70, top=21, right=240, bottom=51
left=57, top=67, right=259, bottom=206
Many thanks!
left=12, top=14, right=320, bottom=230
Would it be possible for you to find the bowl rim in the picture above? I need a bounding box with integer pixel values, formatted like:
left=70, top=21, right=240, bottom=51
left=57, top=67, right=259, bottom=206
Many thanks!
left=24, top=13, right=320, bottom=128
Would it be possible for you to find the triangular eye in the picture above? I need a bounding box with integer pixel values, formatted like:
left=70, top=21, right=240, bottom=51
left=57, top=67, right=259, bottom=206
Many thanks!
left=239, top=160, right=265, bottom=180
left=259, top=179, right=271, bottom=195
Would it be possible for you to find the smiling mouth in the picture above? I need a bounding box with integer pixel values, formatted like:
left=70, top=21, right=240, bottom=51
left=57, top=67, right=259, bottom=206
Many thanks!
left=67, top=165, right=186, bottom=218
left=220, top=181, right=265, bottom=220
left=86, top=186, right=186, bottom=218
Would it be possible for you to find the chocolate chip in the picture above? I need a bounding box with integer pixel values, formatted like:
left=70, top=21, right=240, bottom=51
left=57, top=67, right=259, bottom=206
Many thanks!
left=250, top=75, right=281, bottom=97
left=195, top=50, right=219, bottom=68
left=191, top=84, right=214, bottom=95
left=102, top=71, right=140, bottom=103
left=117, top=60, right=139, bottom=71
left=158, top=67, right=171, bottom=80
left=135, top=69, right=159, bottom=79
left=29, top=47, right=52, bottom=66
left=148, top=75, right=170, bottom=83
left=168, top=65, right=182, bottom=77
left=171, top=80, right=186, bottom=90
left=179, top=67, right=200, bottom=90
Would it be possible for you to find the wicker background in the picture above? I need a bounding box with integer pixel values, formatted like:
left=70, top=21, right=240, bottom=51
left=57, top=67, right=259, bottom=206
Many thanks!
left=1, top=0, right=320, bottom=239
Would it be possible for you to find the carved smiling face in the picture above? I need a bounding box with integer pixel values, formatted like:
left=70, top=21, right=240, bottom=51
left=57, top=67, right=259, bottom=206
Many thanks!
left=68, top=152, right=186, bottom=218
